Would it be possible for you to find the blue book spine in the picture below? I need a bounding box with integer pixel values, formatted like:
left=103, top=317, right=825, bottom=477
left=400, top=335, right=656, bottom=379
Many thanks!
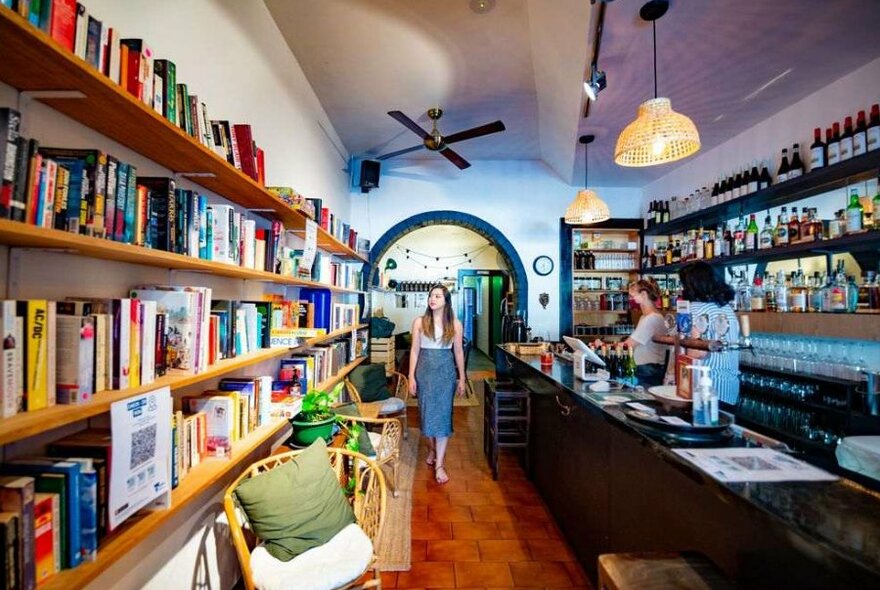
left=205, top=207, right=213, bottom=260
left=171, top=420, right=179, bottom=489
left=77, top=469, right=98, bottom=562
left=34, top=164, right=46, bottom=227
left=51, top=158, right=85, bottom=234
left=124, top=164, right=137, bottom=244
left=198, top=194, right=208, bottom=259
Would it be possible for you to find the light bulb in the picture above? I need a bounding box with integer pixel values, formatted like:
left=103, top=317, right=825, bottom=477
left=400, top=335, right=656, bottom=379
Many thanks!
left=652, top=137, right=666, bottom=156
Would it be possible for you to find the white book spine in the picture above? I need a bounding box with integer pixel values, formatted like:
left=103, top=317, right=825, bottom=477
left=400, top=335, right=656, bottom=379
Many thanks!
left=14, top=316, right=22, bottom=413
left=141, top=301, right=157, bottom=384
left=141, top=44, right=154, bottom=109
left=0, top=301, right=18, bottom=418
left=243, top=220, right=256, bottom=269
left=75, top=6, right=89, bottom=61
left=212, top=205, right=233, bottom=264
left=93, top=314, right=107, bottom=393
left=108, top=29, right=121, bottom=84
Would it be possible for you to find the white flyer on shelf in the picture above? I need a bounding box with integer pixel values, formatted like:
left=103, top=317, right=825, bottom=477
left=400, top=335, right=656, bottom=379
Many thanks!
left=109, top=386, right=173, bottom=529
left=672, top=447, right=838, bottom=483
left=302, top=219, right=318, bottom=272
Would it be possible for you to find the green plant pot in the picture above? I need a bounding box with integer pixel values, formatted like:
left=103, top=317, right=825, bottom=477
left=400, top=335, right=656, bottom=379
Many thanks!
left=290, top=413, right=337, bottom=446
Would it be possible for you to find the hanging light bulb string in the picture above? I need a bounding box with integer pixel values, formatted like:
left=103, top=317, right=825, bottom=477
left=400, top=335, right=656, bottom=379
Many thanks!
left=394, top=242, right=492, bottom=262
left=653, top=19, right=658, bottom=99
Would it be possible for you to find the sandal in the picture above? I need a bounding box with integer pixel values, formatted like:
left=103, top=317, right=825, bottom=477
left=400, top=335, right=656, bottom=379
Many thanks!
left=434, top=464, right=449, bottom=485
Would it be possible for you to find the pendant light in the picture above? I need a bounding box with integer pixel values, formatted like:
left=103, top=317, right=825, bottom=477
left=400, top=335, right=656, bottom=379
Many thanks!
left=565, top=135, right=610, bottom=225
left=614, top=0, right=700, bottom=167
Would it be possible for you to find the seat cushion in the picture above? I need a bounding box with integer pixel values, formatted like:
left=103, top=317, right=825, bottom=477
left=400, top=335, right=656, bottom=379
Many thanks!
left=378, top=396, right=406, bottom=415
left=250, top=523, right=373, bottom=590
left=234, top=438, right=355, bottom=561
left=367, top=431, right=386, bottom=460
left=349, top=364, right=392, bottom=402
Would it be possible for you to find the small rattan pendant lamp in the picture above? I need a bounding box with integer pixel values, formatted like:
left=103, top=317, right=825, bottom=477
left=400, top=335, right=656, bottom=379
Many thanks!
left=614, top=0, right=700, bottom=167
left=564, top=134, right=610, bottom=225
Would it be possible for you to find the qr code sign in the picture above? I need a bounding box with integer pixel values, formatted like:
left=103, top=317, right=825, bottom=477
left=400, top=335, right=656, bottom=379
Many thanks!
left=130, top=424, right=157, bottom=470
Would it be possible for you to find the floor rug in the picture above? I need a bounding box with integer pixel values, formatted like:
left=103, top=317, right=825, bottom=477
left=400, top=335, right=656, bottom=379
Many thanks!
left=376, top=427, right=419, bottom=571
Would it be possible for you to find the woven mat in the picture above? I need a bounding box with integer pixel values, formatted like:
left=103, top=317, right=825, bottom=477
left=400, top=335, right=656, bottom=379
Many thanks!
left=406, top=379, right=481, bottom=408
left=376, top=427, right=419, bottom=571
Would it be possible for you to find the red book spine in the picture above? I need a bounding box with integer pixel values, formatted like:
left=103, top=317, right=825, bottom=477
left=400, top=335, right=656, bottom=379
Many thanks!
left=232, top=124, right=258, bottom=181
left=255, top=147, right=265, bottom=186
left=124, top=48, right=142, bottom=100
left=320, top=207, right=329, bottom=231
left=49, top=0, right=77, bottom=52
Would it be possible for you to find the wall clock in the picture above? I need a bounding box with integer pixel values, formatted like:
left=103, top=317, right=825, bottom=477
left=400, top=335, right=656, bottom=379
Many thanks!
left=533, top=255, right=554, bottom=276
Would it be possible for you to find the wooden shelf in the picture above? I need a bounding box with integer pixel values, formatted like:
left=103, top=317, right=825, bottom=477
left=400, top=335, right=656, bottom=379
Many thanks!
left=573, top=269, right=640, bottom=274
left=574, top=310, right=629, bottom=314
left=307, top=324, right=368, bottom=346
left=315, top=356, right=368, bottom=391
left=0, top=348, right=293, bottom=446
left=41, top=419, right=291, bottom=590
left=0, top=7, right=366, bottom=263
left=576, top=249, right=639, bottom=253
left=740, top=312, right=880, bottom=341
left=644, top=149, right=880, bottom=236
left=573, top=290, right=629, bottom=295
left=642, top=230, right=880, bottom=274
left=0, top=219, right=364, bottom=294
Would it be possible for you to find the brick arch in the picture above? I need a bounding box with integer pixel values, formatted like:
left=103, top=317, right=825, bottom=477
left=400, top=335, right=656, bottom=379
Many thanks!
left=368, top=211, right=528, bottom=310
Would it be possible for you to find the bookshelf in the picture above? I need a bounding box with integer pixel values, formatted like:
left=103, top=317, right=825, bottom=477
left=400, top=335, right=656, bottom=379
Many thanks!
left=315, top=355, right=368, bottom=391
left=0, top=6, right=367, bottom=263
left=40, top=418, right=291, bottom=590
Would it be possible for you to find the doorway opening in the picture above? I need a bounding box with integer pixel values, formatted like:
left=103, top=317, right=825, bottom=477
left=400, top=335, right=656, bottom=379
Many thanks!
left=458, top=269, right=509, bottom=358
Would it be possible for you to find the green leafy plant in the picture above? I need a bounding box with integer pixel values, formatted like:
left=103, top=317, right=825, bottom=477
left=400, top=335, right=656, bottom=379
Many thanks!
left=297, top=381, right=345, bottom=423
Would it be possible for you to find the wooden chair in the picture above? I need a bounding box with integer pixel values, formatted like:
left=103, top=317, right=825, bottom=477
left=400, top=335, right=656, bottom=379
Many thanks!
left=339, top=415, right=403, bottom=497
left=224, top=448, right=387, bottom=590
left=345, top=370, right=410, bottom=435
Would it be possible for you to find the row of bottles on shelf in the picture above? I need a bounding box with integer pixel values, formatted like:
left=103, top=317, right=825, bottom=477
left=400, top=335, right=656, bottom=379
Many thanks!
left=574, top=250, right=638, bottom=270
left=573, top=291, right=630, bottom=311
left=573, top=321, right=634, bottom=337
left=642, top=185, right=880, bottom=269
left=390, top=281, right=436, bottom=292
left=731, top=264, right=880, bottom=314
left=645, top=102, right=880, bottom=226
left=582, top=342, right=637, bottom=384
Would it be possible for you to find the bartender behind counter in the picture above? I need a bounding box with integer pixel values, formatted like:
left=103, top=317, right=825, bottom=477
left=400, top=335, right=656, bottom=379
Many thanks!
left=623, top=278, right=669, bottom=386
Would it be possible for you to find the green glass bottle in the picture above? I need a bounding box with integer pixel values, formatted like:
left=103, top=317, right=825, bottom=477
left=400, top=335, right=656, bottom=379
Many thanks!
left=624, top=344, right=637, bottom=386
left=846, top=188, right=863, bottom=234
left=745, top=214, right=759, bottom=250
left=873, top=175, right=880, bottom=229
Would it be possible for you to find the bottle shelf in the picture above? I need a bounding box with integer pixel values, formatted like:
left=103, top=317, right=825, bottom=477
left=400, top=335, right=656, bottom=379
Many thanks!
left=574, top=269, right=640, bottom=274
left=41, top=418, right=291, bottom=590
left=0, top=7, right=366, bottom=263
left=644, top=149, right=880, bottom=236
left=642, top=230, right=880, bottom=274
left=574, top=309, right=630, bottom=314
left=738, top=311, right=880, bottom=341
left=0, top=219, right=364, bottom=293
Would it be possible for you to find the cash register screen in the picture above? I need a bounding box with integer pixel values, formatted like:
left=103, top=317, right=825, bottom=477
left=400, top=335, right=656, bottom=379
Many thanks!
left=562, top=336, right=606, bottom=367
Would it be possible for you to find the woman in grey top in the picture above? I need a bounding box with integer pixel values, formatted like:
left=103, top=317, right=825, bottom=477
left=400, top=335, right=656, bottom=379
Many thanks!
left=408, top=285, right=466, bottom=485
left=625, top=278, right=668, bottom=386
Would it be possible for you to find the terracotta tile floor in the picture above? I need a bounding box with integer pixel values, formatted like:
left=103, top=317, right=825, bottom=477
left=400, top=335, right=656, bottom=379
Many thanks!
left=380, top=389, right=594, bottom=590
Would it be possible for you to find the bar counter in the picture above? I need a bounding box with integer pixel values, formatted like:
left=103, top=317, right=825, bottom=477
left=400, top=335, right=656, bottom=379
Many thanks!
left=497, top=347, right=880, bottom=589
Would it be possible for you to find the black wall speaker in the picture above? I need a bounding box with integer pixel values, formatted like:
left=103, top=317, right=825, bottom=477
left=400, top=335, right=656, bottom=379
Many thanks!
left=359, top=160, right=380, bottom=193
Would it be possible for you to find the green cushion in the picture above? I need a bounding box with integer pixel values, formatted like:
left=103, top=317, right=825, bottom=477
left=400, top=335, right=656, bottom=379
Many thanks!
left=349, top=364, right=391, bottom=402
left=234, top=438, right=355, bottom=561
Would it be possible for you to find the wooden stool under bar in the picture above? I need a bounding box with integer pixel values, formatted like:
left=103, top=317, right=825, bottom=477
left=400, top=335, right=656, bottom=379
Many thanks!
left=598, top=552, right=737, bottom=590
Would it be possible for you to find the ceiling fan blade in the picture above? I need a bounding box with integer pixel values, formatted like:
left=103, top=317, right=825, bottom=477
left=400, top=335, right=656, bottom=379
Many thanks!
left=439, top=147, right=471, bottom=170
left=376, top=144, right=426, bottom=160
left=442, top=120, right=506, bottom=145
left=388, top=110, right=431, bottom=140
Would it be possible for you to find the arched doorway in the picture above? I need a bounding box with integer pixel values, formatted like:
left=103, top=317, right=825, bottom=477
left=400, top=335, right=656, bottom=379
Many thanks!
left=368, top=211, right=529, bottom=312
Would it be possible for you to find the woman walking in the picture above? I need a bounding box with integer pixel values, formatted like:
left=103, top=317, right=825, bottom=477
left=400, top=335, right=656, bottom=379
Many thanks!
left=408, top=285, right=466, bottom=484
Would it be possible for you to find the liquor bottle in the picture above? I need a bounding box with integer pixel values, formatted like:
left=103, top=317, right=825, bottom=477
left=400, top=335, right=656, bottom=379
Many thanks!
left=759, top=214, right=774, bottom=250
left=704, top=230, right=714, bottom=259
left=723, top=225, right=733, bottom=257
left=750, top=276, right=766, bottom=312
left=776, top=148, right=790, bottom=183
left=809, top=127, right=826, bottom=171
left=624, top=345, right=637, bottom=386
left=662, top=201, right=670, bottom=223
left=790, top=269, right=807, bottom=313
left=846, top=188, right=863, bottom=233
left=776, top=271, right=790, bottom=313
left=788, top=144, right=805, bottom=179
left=830, top=261, right=847, bottom=313
left=809, top=272, right=824, bottom=312
left=811, top=208, right=824, bottom=240
left=759, top=161, right=772, bottom=190
left=748, top=161, right=759, bottom=193
left=827, top=125, right=841, bottom=165
left=828, top=210, right=843, bottom=240
left=840, top=116, right=854, bottom=161
left=874, top=176, right=880, bottom=229
left=672, top=240, right=681, bottom=263
left=764, top=273, right=778, bottom=312
left=652, top=201, right=661, bottom=226
left=642, top=245, right=651, bottom=269
left=854, top=110, right=868, bottom=156
left=722, top=173, right=732, bottom=202
left=733, top=218, right=745, bottom=255
left=868, top=104, right=880, bottom=152
left=695, top=228, right=705, bottom=259
left=775, top=207, right=789, bottom=246
left=665, top=244, right=673, bottom=265
left=714, top=224, right=725, bottom=257
left=732, top=170, right=742, bottom=199
left=745, top=214, right=759, bottom=251
left=710, top=181, right=720, bottom=207
left=788, top=206, right=800, bottom=242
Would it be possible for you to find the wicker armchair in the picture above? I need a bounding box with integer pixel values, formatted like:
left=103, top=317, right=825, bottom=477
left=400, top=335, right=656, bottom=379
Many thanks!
left=345, top=370, right=410, bottom=435
left=339, top=415, right=403, bottom=497
left=223, top=448, right=387, bottom=590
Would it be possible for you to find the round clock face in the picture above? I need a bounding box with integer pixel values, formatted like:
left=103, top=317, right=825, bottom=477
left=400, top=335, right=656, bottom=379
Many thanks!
left=533, top=255, right=554, bottom=276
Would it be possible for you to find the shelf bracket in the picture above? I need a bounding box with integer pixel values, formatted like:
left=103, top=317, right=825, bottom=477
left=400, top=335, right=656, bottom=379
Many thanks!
left=17, top=90, right=88, bottom=135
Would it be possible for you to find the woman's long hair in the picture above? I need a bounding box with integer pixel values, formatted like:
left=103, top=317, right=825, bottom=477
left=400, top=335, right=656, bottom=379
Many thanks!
left=679, top=261, right=734, bottom=305
left=421, top=285, right=455, bottom=345
left=628, top=277, right=661, bottom=304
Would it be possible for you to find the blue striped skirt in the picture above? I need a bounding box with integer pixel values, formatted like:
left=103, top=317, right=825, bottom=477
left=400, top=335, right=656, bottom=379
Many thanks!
left=415, top=348, right=456, bottom=438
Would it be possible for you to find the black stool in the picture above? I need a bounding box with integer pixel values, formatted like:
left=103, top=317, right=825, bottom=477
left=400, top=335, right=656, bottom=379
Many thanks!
left=483, top=377, right=530, bottom=480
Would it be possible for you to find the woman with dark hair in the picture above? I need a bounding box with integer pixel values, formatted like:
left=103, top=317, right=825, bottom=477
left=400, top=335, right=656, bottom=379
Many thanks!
left=408, top=285, right=466, bottom=484
left=672, top=261, right=740, bottom=403
left=623, top=278, right=668, bottom=386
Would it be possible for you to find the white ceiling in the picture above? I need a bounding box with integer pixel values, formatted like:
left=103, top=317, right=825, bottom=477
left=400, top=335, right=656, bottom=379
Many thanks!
left=266, top=0, right=880, bottom=187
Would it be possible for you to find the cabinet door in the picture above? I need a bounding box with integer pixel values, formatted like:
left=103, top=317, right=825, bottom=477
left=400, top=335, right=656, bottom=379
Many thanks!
left=528, top=391, right=564, bottom=511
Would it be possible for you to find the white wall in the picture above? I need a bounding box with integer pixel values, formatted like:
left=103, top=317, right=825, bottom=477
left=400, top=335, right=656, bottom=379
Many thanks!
left=353, top=159, right=642, bottom=340
left=0, top=1, right=353, bottom=588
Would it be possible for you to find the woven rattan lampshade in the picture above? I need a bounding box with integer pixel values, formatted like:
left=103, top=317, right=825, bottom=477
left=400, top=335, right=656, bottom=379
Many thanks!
left=564, top=189, right=611, bottom=224
left=614, top=97, right=700, bottom=167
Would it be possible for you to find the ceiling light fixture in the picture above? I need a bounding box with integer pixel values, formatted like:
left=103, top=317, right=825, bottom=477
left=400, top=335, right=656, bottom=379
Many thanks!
left=583, top=64, right=607, bottom=102
left=469, top=0, right=496, bottom=15
left=614, top=0, right=700, bottom=167
left=565, top=135, right=610, bottom=225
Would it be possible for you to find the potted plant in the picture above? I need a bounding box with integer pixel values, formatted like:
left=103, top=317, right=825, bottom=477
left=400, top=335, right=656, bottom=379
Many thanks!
left=290, top=382, right=345, bottom=446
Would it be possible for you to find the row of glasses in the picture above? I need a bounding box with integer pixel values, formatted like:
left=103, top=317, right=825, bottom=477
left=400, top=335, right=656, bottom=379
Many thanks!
left=740, top=372, right=823, bottom=405
left=737, top=394, right=843, bottom=446
left=745, top=335, right=869, bottom=381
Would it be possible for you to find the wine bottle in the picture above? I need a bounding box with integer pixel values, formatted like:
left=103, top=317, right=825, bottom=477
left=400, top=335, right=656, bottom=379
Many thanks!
left=788, top=143, right=804, bottom=179
left=840, top=116, right=854, bottom=161
left=733, top=218, right=745, bottom=255
left=759, top=161, right=772, bottom=190
left=745, top=214, right=759, bottom=251
left=759, top=214, right=774, bottom=250
left=711, top=180, right=720, bottom=207
left=732, top=169, right=743, bottom=199
left=777, top=148, right=791, bottom=183
left=653, top=200, right=662, bottom=226
left=868, top=104, right=880, bottom=152
left=800, top=208, right=813, bottom=241
left=720, top=175, right=730, bottom=203
left=809, top=127, right=826, bottom=170
left=788, top=206, right=800, bottom=242
left=748, top=161, right=759, bottom=193
left=827, top=125, right=841, bottom=165
left=662, top=201, right=670, bottom=223
left=775, top=208, right=789, bottom=247
left=853, top=110, right=868, bottom=156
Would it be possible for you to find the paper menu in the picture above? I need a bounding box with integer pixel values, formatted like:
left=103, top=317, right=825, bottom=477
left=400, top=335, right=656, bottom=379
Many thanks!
left=672, top=447, right=838, bottom=483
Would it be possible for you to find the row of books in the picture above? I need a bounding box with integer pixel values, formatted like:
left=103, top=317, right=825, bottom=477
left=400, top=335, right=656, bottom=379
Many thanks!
left=1, top=0, right=267, bottom=184
left=266, top=189, right=366, bottom=255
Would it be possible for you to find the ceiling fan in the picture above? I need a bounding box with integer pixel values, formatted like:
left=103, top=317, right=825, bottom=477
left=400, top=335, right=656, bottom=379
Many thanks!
left=377, top=108, right=505, bottom=170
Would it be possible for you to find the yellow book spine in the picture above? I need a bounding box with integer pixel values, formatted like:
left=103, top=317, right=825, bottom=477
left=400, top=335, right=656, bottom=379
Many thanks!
left=26, top=300, right=49, bottom=411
